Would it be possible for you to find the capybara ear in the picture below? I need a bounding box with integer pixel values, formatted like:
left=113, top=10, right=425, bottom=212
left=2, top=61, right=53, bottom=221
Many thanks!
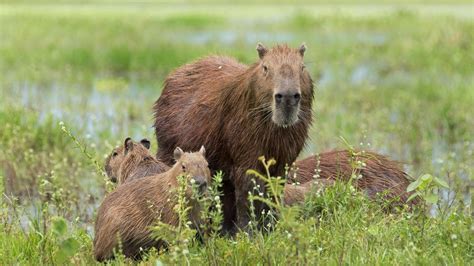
left=256, top=43, right=268, bottom=59
left=199, top=145, right=206, bottom=156
left=298, top=43, right=306, bottom=57
left=174, top=147, right=184, bottom=161
left=140, top=139, right=151, bottom=150
left=124, top=137, right=133, bottom=155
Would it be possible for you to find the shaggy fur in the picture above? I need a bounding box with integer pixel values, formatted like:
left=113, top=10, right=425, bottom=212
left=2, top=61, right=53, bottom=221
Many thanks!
left=287, top=150, right=419, bottom=206
left=153, top=44, right=314, bottom=230
left=94, top=147, right=211, bottom=261
left=104, top=138, right=169, bottom=184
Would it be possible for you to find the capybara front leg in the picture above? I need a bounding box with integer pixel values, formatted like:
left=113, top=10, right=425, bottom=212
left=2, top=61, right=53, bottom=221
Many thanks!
left=235, top=188, right=251, bottom=231
left=221, top=179, right=237, bottom=235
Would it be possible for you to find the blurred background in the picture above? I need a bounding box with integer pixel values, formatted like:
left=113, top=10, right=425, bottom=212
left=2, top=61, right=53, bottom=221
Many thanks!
left=0, top=1, right=472, bottom=228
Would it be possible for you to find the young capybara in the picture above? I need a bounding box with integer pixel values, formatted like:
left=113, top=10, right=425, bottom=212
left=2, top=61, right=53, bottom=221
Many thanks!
left=153, top=43, right=314, bottom=231
left=94, top=146, right=211, bottom=261
left=103, top=138, right=327, bottom=208
left=104, top=138, right=169, bottom=184
left=287, top=150, right=419, bottom=206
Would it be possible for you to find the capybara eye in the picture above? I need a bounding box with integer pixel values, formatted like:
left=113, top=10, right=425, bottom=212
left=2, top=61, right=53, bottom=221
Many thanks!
left=112, top=152, right=118, bottom=157
left=181, top=164, right=186, bottom=171
left=262, top=65, right=268, bottom=73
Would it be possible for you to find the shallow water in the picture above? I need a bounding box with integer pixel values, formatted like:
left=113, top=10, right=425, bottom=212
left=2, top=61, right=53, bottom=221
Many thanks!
left=12, top=79, right=157, bottom=141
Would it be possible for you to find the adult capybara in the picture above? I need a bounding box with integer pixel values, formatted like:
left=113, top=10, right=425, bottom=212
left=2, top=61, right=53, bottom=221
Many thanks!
left=287, top=150, right=419, bottom=206
left=104, top=137, right=169, bottom=184
left=94, top=146, right=210, bottom=261
left=153, top=43, right=314, bottom=230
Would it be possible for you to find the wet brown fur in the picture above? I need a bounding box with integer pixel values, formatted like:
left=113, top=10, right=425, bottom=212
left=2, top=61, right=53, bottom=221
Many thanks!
left=288, top=150, right=419, bottom=206
left=104, top=139, right=169, bottom=184
left=103, top=140, right=327, bottom=208
left=94, top=148, right=211, bottom=261
left=153, top=44, right=314, bottom=230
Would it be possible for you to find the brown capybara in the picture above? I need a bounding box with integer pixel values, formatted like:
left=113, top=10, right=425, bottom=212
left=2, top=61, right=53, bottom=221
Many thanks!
left=94, top=146, right=211, bottom=261
left=287, top=150, right=419, bottom=206
left=104, top=138, right=169, bottom=184
left=153, top=43, right=314, bottom=231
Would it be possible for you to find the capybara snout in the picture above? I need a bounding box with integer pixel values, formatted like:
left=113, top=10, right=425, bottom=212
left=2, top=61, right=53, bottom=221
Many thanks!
left=104, top=145, right=125, bottom=183
left=174, top=145, right=211, bottom=195
left=256, top=43, right=307, bottom=127
left=193, top=176, right=208, bottom=194
left=274, top=92, right=301, bottom=106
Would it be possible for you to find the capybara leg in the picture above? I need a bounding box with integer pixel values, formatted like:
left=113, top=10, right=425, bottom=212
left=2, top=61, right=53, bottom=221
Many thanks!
left=221, top=180, right=237, bottom=234
left=94, top=237, right=116, bottom=262
left=232, top=171, right=253, bottom=231
left=235, top=191, right=250, bottom=231
left=233, top=172, right=268, bottom=231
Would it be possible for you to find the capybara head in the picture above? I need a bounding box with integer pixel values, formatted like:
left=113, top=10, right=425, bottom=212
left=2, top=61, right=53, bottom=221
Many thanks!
left=254, top=43, right=312, bottom=127
left=104, top=137, right=151, bottom=183
left=173, top=146, right=211, bottom=195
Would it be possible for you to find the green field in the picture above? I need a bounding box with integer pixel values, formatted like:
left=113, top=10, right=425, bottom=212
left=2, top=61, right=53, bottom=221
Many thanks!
left=0, top=1, right=473, bottom=265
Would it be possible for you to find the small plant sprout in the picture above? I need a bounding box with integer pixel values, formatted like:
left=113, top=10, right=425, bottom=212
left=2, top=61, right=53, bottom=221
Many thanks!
left=246, top=156, right=286, bottom=210
left=151, top=173, right=196, bottom=263
left=312, top=153, right=321, bottom=180
left=59, top=121, right=113, bottom=191
left=406, top=174, right=449, bottom=204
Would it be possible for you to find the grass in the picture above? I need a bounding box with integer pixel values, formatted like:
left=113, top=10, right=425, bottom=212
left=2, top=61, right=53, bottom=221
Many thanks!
left=0, top=1, right=473, bottom=265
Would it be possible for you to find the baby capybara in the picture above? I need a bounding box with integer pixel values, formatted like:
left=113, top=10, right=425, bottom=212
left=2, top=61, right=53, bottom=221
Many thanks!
left=153, top=43, right=314, bottom=230
left=94, top=146, right=210, bottom=261
left=288, top=150, right=419, bottom=206
left=104, top=137, right=169, bottom=184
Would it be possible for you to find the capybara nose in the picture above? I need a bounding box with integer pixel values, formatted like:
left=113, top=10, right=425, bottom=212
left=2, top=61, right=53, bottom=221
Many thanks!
left=275, top=92, right=301, bottom=106
left=195, top=178, right=208, bottom=193
left=293, top=93, right=301, bottom=104
left=275, top=93, right=283, bottom=104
